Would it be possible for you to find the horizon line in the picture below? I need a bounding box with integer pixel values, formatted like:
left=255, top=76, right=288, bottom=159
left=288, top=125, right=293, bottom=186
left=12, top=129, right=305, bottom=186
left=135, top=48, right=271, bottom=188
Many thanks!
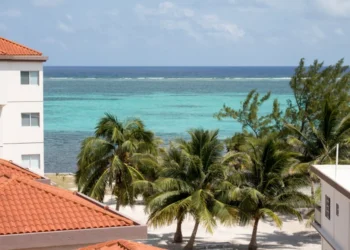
left=43, top=65, right=299, bottom=67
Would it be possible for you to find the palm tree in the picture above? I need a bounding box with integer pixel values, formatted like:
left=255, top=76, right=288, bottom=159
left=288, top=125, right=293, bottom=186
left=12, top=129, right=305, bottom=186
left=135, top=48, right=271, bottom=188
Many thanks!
left=76, top=113, right=159, bottom=210
left=287, top=101, right=350, bottom=167
left=286, top=101, right=350, bottom=197
left=132, top=145, right=186, bottom=243
left=286, top=101, right=350, bottom=226
left=146, top=129, right=238, bottom=250
left=222, top=136, right=311, bottom=250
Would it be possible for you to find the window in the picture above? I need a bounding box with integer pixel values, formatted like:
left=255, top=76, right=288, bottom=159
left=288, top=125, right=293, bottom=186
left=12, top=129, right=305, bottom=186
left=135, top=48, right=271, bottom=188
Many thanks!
left=21, top=71, right=39, bottom=85
left=22, top=155, right=40, bottom=169
left=336, top=203, right=339, bottom=216
left=21, top=113, right=40, bottom=127
left=325, top=195, right=331, bottom=220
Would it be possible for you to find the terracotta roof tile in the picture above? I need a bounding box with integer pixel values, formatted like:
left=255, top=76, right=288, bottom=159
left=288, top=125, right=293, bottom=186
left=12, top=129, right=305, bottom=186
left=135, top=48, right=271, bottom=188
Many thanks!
left=0, top=176, right=136, bottom=235
left=0, top=37, right=42, bottom=56
left=79, top=239, right=165, bottom=250
left=0, top=159, right=43, bottom=180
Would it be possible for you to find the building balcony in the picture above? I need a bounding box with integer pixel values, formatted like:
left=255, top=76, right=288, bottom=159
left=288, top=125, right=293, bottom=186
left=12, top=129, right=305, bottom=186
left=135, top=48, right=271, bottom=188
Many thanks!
left=314, top=205, right=321, bottom=226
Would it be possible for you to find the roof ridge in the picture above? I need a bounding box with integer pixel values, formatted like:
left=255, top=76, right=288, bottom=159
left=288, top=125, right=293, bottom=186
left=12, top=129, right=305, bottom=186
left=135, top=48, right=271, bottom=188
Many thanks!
left=118, top=240, right=131, bottom=250
left=0, top=159, right=42, bottom=179
left=13, top=177, right=133, bottom=224
left=0, top=37, right=42, bottom=55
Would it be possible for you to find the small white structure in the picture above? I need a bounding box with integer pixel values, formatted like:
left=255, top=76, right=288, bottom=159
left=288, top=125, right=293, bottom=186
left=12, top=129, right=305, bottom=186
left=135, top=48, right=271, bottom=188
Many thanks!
left=0, top=37, right=47, bottom=174
left=311, top=164, right=350, bottom=250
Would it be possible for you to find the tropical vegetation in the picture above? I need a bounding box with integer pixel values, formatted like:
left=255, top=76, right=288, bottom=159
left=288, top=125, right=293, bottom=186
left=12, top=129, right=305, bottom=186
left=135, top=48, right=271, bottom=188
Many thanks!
left=76, top=113, right=160, bottom=210
left=76, top=59, right=350, bottom=249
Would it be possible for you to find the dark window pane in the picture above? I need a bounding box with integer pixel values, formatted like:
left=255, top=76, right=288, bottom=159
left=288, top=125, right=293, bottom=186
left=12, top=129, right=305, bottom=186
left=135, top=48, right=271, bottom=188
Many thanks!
left=336, top=203, right=339, bottom=216
left=21, top=113, right=30, bottom=126
left=31, top=113, right=40, bottom=126
left=29, top=71, right=39, bottom=85
left=325, top=195, right=331, bottom=220
left=21, top=71, right=29, bottom=85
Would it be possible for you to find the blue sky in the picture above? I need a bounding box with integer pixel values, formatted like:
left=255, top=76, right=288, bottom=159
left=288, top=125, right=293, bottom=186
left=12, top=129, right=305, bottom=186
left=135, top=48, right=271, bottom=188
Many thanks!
left=0, top=0, right=349, bottom=66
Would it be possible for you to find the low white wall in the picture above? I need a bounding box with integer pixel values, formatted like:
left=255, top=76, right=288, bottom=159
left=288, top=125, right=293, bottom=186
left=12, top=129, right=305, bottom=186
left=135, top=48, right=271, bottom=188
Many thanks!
left=0, top=225, right=147, bottom=250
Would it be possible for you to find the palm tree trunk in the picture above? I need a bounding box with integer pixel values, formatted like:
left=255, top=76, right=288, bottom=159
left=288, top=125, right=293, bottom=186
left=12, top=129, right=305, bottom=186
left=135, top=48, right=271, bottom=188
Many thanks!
left=184, top=219, right=200, bottom=250
left=248, top=217, right=260, bottom=250
left=116, top=198, right=120, bottom=211
left=174, top=216, right=184, bottom=243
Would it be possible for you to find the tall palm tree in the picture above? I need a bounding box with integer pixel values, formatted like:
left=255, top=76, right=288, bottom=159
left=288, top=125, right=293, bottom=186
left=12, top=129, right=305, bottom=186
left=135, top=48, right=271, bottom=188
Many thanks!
left=146, top=129, right=238, bottom=250
left=222, top=136, right=311, bottom=250
left=133, top=145, right=187, bottom=243
left=286, top=101, right=350, bottom=226
left=287, top=101, right=350, bottom=167
left=76, top=113, right=159, bottom=210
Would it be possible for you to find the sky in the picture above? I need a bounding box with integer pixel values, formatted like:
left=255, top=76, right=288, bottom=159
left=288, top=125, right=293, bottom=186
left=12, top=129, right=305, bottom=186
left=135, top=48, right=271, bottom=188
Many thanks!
left=0, top=0, right=349, bottom=66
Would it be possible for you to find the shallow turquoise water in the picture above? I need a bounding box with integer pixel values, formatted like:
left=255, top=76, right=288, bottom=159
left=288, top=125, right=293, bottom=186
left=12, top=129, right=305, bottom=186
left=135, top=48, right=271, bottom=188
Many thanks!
left=43, top=68, right=294, bottom=172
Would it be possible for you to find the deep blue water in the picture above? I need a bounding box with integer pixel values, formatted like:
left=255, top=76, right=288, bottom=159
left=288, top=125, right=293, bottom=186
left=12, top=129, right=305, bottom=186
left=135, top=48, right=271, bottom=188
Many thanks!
left=44, top=66, right=295, bottom=173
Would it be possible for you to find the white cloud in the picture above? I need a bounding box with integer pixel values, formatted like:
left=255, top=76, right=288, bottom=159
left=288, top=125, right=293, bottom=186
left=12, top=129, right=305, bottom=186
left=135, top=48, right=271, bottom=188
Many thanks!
left=0, top=9, right=21, bottom=18
left=198, top=15, right=244, bottom=40
left=135, top=2, right=244, bottom=42
left=161, top=20, right=202, bottom=41
left=33, top=0, right=64, bottom=7
left=135, top=2, right=195, bottom=18
left=66, top=14, right=72, bottom=21
left=41, top=37, right=67, bottom=50
left=335, top=27, right=345, bottom=35
left=57, top=20, right=75, bottom=33
left=316, top=0, right=350, bottom=17
left=159, top=1, right=175, bottom=13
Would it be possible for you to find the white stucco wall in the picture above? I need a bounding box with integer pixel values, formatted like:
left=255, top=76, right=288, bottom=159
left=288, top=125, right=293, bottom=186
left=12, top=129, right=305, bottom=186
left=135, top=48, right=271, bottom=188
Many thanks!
left=0, top=61, right=44, bottom=174
left=322, top=238, right=335, bottom=250
left=1, top=102, right=43, bottom=143
left=334, top=188, right=349, bottom=249
left=0, top=107, right=3, bottom=146
left=321, top=180, right=350, bottom=250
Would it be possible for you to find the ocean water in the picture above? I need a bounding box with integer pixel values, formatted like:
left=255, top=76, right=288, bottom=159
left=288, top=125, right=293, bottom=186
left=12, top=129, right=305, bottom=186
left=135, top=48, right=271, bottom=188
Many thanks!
left=44, top=67, right=295, bottom=173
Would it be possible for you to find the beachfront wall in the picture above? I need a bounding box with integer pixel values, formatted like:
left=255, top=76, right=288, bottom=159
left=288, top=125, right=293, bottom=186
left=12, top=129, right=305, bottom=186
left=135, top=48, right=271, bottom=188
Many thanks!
left=0, top=225, right=148, bottom=250
left=0, top=61, right=44, bottom=175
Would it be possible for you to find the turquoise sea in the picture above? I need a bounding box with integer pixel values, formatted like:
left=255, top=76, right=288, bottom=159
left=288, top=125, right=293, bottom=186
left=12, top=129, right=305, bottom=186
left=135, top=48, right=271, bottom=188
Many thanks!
left=44, top=67, right=295, bottom=173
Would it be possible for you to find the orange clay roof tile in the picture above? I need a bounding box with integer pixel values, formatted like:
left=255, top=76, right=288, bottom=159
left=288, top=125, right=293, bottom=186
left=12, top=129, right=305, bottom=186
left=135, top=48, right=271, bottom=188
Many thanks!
left=0, top=159, right=44, bottom=180
left=0, top=37, right=42, bottom=56
left=79, top=239, right=165, bottom=250
left=0, top=176, right=136, bottom=235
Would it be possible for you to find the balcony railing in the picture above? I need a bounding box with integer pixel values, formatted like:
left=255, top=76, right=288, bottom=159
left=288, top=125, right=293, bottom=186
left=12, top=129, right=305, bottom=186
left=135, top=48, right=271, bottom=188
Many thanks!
left=314, top=205, right=321, bottom=226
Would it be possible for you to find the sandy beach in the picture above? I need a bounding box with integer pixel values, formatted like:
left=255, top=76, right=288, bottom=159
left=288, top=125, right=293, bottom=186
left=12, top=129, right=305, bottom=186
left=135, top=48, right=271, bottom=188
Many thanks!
left=106, top=196, right=321, bottom=250
left=47, top=174, right=321, bottom=250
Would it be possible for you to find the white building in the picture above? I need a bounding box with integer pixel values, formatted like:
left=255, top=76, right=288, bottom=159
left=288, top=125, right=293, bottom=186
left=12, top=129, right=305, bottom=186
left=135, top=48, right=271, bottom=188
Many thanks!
left=0, top=37, right=47, bottom=175
left=311, top=164, right=350, bottom=250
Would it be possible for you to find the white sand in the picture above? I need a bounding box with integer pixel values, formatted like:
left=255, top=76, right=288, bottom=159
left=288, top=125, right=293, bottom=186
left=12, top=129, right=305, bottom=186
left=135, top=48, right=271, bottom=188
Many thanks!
left=103, top=195, right=321, bottom=250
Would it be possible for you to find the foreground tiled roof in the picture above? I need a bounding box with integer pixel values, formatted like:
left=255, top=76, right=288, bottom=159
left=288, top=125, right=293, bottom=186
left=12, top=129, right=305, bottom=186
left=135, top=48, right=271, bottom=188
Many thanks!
left=0, top=37, right=42, bottom=56
left=0, top=159, right=43, bottom=180
left=79, top=239, right=165, bottom=250
left=0, top=176, right=136, bottom=235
